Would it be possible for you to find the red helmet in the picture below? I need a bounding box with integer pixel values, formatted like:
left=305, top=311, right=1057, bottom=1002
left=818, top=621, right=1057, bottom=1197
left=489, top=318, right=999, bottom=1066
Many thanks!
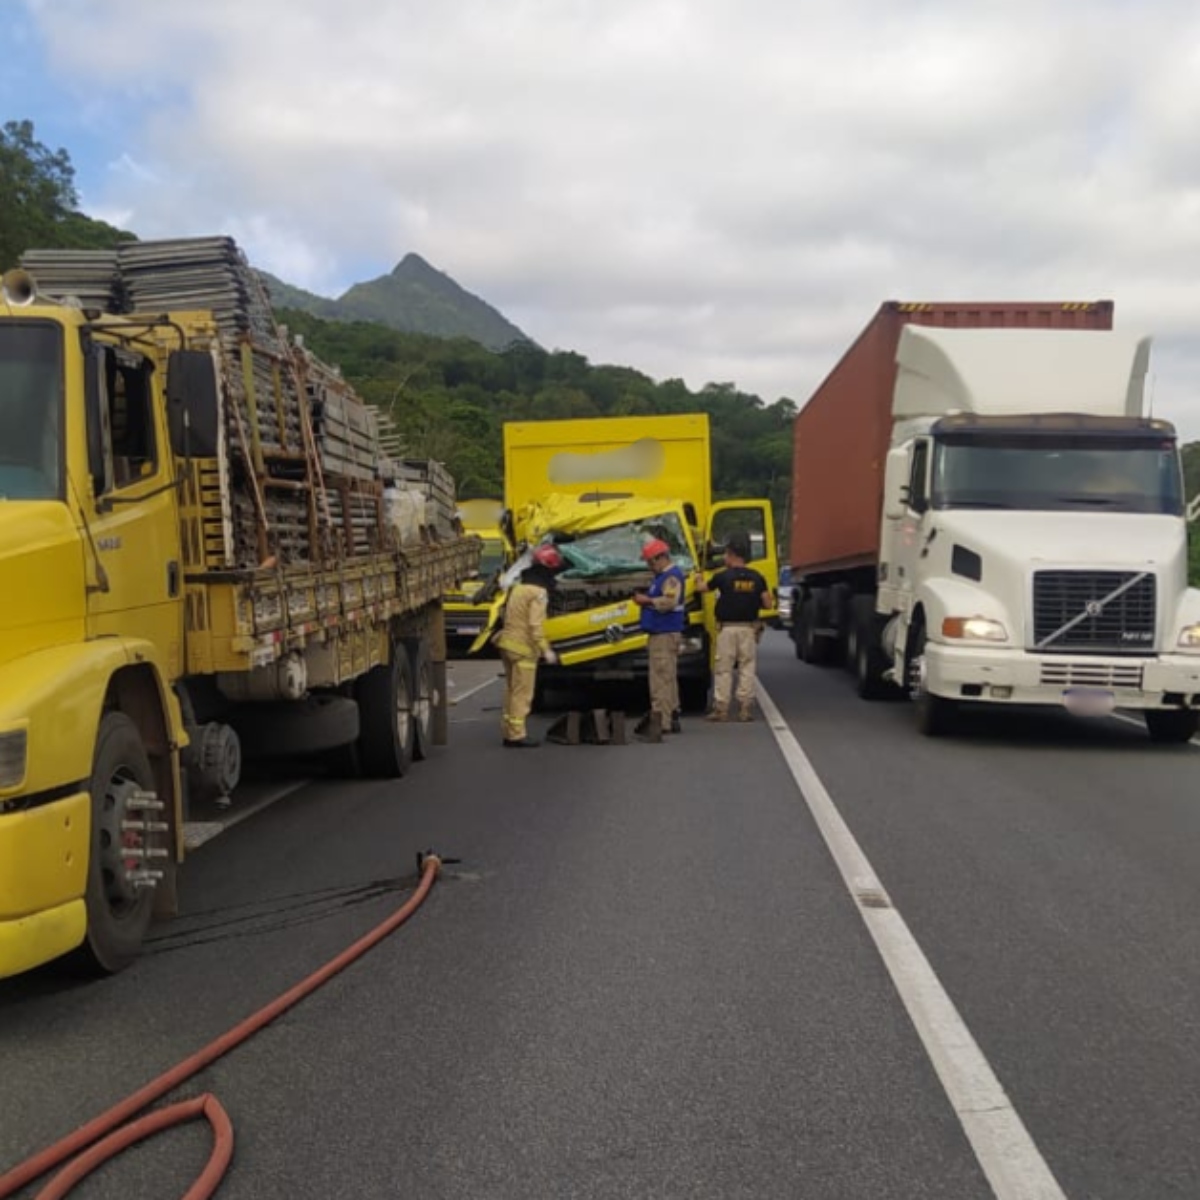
left=532, top=543, right=564, bottom=569
left=641, top=538, right=670, bottom=563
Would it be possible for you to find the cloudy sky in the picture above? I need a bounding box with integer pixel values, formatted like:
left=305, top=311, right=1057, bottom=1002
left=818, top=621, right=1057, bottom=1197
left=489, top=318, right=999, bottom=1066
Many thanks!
left=6, top=0, right=1200, bottom=434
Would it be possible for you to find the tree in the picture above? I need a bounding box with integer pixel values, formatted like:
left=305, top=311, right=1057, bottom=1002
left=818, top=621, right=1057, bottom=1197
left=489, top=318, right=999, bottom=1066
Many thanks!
left=0, top=119, right=134, bottom=271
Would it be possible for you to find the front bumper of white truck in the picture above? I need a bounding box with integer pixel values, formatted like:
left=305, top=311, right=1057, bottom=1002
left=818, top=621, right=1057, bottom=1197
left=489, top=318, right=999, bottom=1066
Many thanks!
left=925, top=643, right=1200, bottom=712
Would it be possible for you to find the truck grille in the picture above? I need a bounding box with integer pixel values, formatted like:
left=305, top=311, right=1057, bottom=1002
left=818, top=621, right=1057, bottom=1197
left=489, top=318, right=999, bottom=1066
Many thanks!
left=1032, top=570, right=1156, bottom=654
left=1039, top=662, right=1144, bottom=690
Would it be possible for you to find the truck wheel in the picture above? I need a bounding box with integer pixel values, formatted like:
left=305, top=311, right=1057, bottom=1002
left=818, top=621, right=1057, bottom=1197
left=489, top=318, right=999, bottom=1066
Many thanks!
left=851, top=596, right=892, bottom=700
left=407, top=638, right=435, bottom=761
left=1144, top=709, right=1199, bottom=744
left=356, top=646, right=415, bottom=778
left=72, top=712, right=159, bottom=975
left=908, top=625, right=957, bottom=736
left=798, top=595, right=837, bottom=666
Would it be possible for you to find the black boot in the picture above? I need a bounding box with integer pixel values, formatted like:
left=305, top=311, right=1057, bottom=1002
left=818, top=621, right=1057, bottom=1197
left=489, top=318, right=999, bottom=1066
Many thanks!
left=503, top=736, right=540, bottom=748
left=669, top=710, right=682, bottom=734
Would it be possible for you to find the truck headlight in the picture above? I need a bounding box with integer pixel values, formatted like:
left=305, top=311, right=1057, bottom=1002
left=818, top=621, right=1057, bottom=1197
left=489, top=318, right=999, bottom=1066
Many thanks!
left=0, top=728, right=28, bottom=790
left=941, top=616, right=1008, bottom=642
left=1177, top=623, right=1200, bottom=651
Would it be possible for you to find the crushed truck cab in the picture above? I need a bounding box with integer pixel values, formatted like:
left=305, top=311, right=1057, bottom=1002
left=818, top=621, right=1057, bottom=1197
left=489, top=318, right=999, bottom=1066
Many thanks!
left=476, top=415, right=778, bottom=711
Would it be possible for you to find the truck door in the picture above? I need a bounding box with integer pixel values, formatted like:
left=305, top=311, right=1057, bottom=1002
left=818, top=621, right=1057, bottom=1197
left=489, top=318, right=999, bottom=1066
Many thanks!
left=887, top=438, right=931, bottom=612
left=83, top=341, right=185, bottom=678
left=703, top=500, right=780, bottom=624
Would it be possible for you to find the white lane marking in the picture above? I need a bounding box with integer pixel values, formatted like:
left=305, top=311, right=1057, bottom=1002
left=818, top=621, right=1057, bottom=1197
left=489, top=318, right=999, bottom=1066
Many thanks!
left=183, top=780, right=309, bottom=851
left=756, top=681, right=1068, bottom=1200
left=450, top=675, right=501, bottom=706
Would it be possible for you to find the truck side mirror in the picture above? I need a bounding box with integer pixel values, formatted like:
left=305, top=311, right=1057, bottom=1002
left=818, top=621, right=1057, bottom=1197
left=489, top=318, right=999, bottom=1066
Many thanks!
left=166, top=350, right=220, bottom=459
left=885, top=483, right=909, bottom=521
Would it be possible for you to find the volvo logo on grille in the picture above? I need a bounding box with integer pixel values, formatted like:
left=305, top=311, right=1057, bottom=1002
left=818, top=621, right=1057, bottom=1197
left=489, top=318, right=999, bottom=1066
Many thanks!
left=1085, top=600, right=1104, bottom=617
left=604, top=624, right=626, bottom=643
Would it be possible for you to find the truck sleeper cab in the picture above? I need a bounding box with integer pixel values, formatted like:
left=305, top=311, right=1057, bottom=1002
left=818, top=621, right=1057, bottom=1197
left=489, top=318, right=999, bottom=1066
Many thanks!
left=790, top=318, right=1200, bottom=743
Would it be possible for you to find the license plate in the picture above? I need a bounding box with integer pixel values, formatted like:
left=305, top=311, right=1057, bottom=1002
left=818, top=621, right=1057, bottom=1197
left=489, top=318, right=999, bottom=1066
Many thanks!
left=1062, top=688, right=1115, bottom=716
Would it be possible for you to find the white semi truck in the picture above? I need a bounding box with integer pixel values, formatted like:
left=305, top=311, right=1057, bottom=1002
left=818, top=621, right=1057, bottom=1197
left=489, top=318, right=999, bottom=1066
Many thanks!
left=790, top=313, right=1200, bottom=741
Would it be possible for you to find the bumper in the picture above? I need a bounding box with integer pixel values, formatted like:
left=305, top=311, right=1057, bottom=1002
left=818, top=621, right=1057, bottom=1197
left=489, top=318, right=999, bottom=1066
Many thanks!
left=0, top=900, right=87, bottom=979
left=925, top=644, right=1200, bottom=709
left=0, top=790, right=90, bottom=978
left=544, top=637, right=710, bottom=687
left=445, top=611, right=490, bottom=640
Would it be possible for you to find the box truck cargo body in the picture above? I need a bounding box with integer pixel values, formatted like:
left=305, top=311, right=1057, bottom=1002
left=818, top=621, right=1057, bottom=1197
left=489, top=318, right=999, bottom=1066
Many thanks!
left=788, top=301, right=1200, bottom=742
left=477, top=415, right=777, bottom=712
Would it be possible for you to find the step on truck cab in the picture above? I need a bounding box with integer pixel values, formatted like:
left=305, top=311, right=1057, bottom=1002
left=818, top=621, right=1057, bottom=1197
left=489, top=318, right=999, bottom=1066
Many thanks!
left=0, top=242, right=479, bottom=981
left=789, top=299, right=1200, bottom=742
left=474, top=414, right=778, bottom=712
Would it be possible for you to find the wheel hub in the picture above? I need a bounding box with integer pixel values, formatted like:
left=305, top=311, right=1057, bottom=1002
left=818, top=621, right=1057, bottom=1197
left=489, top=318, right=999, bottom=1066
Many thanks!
left=98, top=772, right=167, bottom=908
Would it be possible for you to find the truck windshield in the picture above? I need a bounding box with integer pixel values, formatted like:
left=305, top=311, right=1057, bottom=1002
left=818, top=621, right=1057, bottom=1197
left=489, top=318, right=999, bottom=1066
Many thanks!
left=0, top=321, right=63, bottom=501
left=557, top=511, right=695, bottom=577
left=479, top=537, right=505, bottom=577
left=931, top=437, right=1183, bottom=516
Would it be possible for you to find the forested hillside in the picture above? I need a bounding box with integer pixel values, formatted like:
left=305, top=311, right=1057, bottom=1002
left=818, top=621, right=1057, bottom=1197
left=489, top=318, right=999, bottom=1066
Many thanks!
left=276, top=308, right=796, bottom=521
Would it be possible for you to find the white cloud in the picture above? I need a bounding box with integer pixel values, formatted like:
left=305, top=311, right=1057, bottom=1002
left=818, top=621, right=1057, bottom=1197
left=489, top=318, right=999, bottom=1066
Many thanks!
left=19, top=0, right=1200, bottom=433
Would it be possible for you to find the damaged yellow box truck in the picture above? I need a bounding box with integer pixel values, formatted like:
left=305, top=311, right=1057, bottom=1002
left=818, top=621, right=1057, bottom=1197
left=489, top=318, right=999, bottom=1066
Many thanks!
left=474, top=414, right=778, bottom=711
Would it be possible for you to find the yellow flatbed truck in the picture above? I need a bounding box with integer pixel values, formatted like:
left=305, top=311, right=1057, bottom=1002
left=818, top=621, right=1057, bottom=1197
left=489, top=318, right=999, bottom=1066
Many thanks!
left=0, top=240, right=479, bottom=980
left=478, top=413, right=778, bottom=711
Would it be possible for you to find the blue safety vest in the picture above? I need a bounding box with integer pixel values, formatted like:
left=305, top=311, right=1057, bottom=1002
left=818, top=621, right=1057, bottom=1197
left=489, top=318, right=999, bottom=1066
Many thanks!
left=640, top=564, right=687, bottom=634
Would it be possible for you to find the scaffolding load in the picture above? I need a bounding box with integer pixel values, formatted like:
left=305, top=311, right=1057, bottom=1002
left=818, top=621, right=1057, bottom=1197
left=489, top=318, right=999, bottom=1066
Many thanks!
left=19, top=236, right=450, bottom=570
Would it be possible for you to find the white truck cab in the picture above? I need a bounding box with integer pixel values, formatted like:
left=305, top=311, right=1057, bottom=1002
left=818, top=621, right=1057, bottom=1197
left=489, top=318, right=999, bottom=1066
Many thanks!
left=873, top=325, right=1200, bottom=741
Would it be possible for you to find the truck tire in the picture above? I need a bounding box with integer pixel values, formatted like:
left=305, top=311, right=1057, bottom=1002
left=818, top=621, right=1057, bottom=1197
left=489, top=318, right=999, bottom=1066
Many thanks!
left=1144, top=709, right=1199, bottom=744
left=71, top=712, right=159, bottom=975
left=797, top=595, right=837, bottom=666
left=407, top=638, right=435, bottom=761
left=908, top=624, right=958, bottom=737
left=356, top=646, right=416, bottom=778
left=851, top=595, right=893, bottom=700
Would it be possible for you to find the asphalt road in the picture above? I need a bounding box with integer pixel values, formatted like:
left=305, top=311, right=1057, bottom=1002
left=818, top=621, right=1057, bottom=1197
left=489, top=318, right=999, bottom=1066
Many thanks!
left=1, top=634, right=1198, bottom=1198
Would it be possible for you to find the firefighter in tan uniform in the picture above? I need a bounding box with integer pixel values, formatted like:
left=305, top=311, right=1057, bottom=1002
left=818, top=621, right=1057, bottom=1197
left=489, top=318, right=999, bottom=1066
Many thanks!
left=493, top=543, right=563, bottom=748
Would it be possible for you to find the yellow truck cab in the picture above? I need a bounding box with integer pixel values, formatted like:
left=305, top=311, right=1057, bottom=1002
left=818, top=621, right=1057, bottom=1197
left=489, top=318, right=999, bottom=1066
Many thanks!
left=443, top=498, right=506, bottom=651
left=0, top=247, right=477, bottom=982
left=476, top=414, right=778, bottom=711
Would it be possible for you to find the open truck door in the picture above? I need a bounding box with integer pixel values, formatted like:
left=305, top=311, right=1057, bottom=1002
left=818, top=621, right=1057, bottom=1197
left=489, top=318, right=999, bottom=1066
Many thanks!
left=703, top=500, right=780, bottom=624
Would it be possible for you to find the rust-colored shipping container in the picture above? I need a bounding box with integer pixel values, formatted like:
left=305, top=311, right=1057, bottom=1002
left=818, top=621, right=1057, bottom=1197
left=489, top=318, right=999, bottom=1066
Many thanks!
left=788, top=300, right=1116, bottom=576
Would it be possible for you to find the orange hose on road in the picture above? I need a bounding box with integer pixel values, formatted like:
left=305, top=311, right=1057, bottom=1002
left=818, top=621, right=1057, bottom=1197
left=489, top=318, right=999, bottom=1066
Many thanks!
left=0, top=853, right=444, bottom=1200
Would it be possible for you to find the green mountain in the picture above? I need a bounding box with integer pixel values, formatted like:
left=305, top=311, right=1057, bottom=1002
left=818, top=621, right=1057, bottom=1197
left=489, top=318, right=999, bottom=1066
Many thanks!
left=258, top=253, right=531, bottom=351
